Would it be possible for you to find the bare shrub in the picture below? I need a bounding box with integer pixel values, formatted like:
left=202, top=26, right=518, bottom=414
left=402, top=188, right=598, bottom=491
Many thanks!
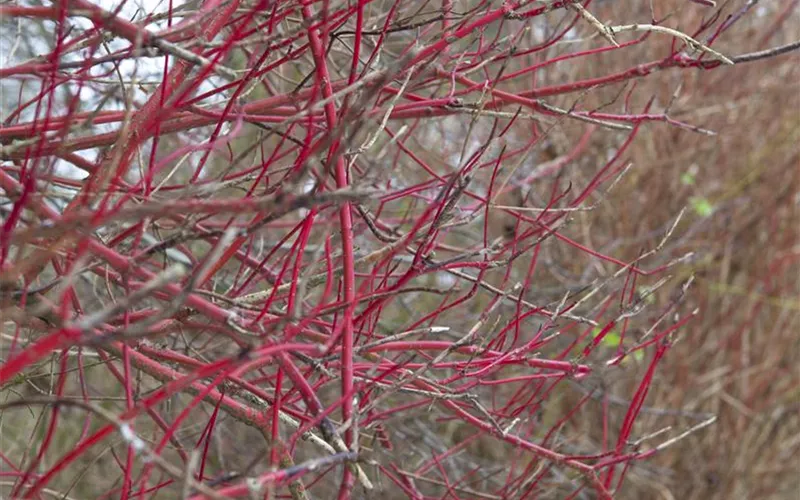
left=1, top=1, right=797, bottom=498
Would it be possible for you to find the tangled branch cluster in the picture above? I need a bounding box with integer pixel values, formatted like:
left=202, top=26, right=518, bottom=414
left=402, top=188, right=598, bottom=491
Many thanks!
left=0, top=0, right=796, bottom=498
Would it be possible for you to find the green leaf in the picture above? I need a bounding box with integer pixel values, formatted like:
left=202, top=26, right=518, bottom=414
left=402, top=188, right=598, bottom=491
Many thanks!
left=592, top=327, right=621, bottom=349
left=592, top=328, right=646, bottom=363
left=602, top=332, right=621, bottom=347
left=690, top=197, right=714, bottom=217
left=681, top=171, right=696, bottom=185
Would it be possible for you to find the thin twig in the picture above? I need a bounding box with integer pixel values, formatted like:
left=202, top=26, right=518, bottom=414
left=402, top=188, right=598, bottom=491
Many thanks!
left=608, top=24, right=734, bottom=65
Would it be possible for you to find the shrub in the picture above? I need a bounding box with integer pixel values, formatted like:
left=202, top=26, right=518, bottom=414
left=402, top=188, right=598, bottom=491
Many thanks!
left=1, top=0, right=797, bottom=498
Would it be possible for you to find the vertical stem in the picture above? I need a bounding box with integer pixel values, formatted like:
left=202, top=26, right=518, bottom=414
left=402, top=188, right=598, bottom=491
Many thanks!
left=300, top=2, right=357, bottom=496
